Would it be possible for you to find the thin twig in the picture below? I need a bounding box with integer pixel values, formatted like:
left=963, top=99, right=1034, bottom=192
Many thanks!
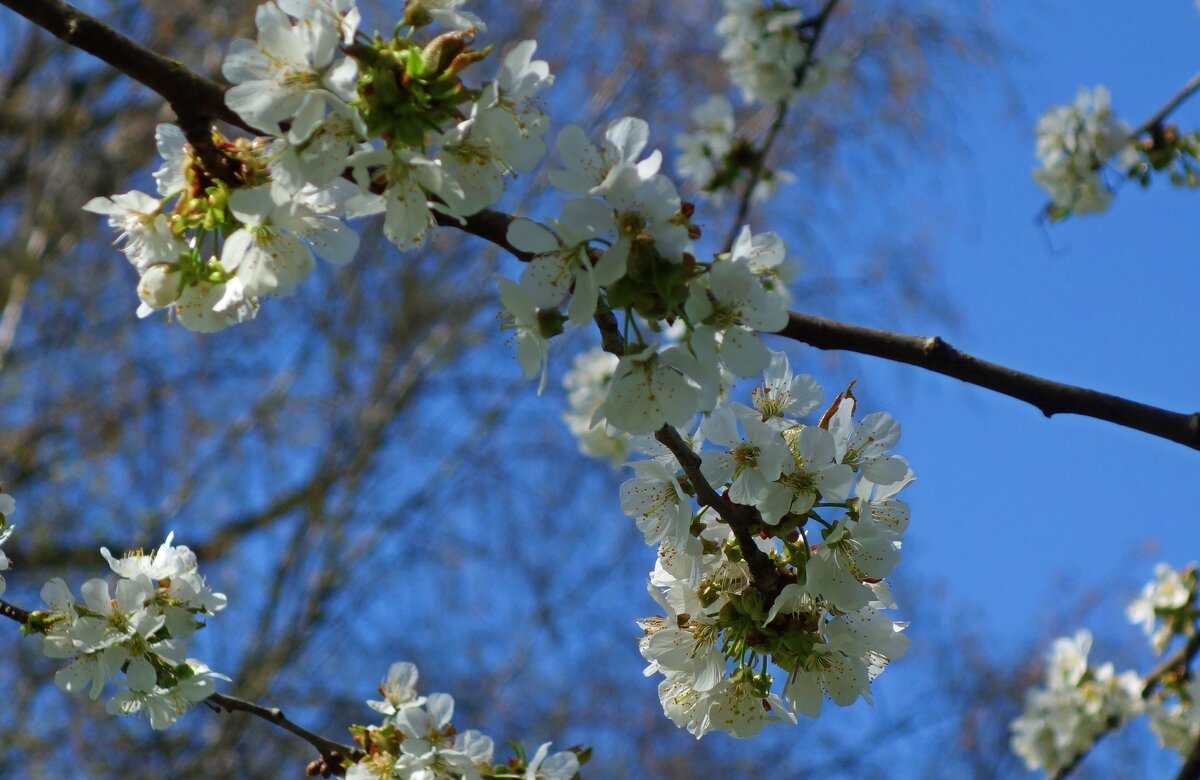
left=1042, top=70, right=1200, bottom=215
left=1132, top=71, right=1200, bottom=139
left=206, top=692, right=364, bottom=765
left=721, top=0, right=839, bottom=253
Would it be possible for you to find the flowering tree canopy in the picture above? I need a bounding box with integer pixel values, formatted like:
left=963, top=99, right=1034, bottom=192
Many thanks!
left=0, top=0, right=1198, bottom=778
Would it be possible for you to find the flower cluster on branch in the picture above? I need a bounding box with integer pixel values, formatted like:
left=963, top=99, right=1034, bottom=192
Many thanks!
left=1011, top=563, right=1200, bottom=777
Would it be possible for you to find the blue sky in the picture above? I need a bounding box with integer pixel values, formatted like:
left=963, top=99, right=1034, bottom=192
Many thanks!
left=844, top=0, right=1200, bottom=659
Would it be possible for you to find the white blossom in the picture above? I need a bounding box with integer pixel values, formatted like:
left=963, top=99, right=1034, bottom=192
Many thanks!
left=509, top=201, right=616, bottom=326
left=561, top=348, right=629, bottom=465
left=105, top=660, right=229, bottom=730
left=349, top=149, right=459, bottom=250
left=600, top=344, right=700, bottom=436
left=1148, top=675, right=1200, bottom=757
left=498, top=278, right=552, bottom=393
left=471, top=41, right=553, bottom=174
left=750, top=351, right=822, bottom=422
left=1009, top=630, right=1143, bottom=774
left=1126, top=562, right=1195, bottom=653
left=549, top=116, right=662, bottom=195
left=675, top=95, right=736, bottom=193
left=1032, top=85, right=1138, bottom=216
left=221, top=182, right=358, bottom=299
left=82, top=191, right=185, bottom=273
left=525, top=742, right=578, bottom=780
left=405, top=0, right=485, bottom=31
left=717, top=0, right=808, bottom=104
left=222, top=0, right=359, bottom=134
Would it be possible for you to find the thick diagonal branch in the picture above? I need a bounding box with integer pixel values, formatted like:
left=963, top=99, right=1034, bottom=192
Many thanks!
left=0, top=0, right=244, bottom=127
left=0, top=0, right=254, bottom=181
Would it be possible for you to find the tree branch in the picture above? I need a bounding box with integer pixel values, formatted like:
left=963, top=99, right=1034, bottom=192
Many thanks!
left=653, top=425, right=782, bottom=600
left=1132, top=71, right=1200, bottom=139
left=0, top=597, right=30, bottom=625
left=0, top=0, right=243, bottom=128
left=0, top=0, right=253, bottom=181
left=206, top=692, right=363, bottom=768
left=590, top=310, right=783, bottom=599
left=777, top=311, right=1200, bottom=451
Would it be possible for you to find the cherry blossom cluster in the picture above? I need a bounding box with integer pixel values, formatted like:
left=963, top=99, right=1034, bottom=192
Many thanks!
left=1010, top=563, right=1200, bottom=774
left=1134, top=564, right=1200, bottom=758
left=86, top=0, right=552, bottom=331
left=1009, top=630, right=1143, bottom=774
left=673, top=0, right=823, bottom=205
left=499, top=108, right=800, bottom=413
left=717, top=0, right=811, bottom=105
left=674, top=95, right=794, bottom=205
left=347, top=660, right=584, bottom=780
left=23, top=533, right=228, bottom=730
left=1148, top=673, right=1200, bottom=760
left=1032, top=85, right=1139, bottom=219
left=619, top=354, right=912, bottom=737
left=1127, top=562, right=1197, bottom=655
left=81, top=0, right=913, bottom=741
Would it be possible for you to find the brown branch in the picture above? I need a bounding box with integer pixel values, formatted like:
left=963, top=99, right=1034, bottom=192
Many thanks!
left=1132, top=71, right=1200, bottom=139
left=206, top=692, right=363, bottom=769
left=653, top=425, right=782, bottom=600
left=0, top=0, right=251, bottom=181
left=721, top=0, right=839, bottom=253
left=0, top=0, right=244, bottom=129
left=590, top=310, right=783, bottom=599
left=778, top=311, right=1200, bottom=451
left=0, top=597, right=30, bottom=624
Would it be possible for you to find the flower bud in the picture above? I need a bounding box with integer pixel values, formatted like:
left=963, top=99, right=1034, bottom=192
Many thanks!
left=421, top=31, right=470, bottom=76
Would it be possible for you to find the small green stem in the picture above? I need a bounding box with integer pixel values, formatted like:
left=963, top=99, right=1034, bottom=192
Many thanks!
left=807, top=513, right=834, bottom=531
